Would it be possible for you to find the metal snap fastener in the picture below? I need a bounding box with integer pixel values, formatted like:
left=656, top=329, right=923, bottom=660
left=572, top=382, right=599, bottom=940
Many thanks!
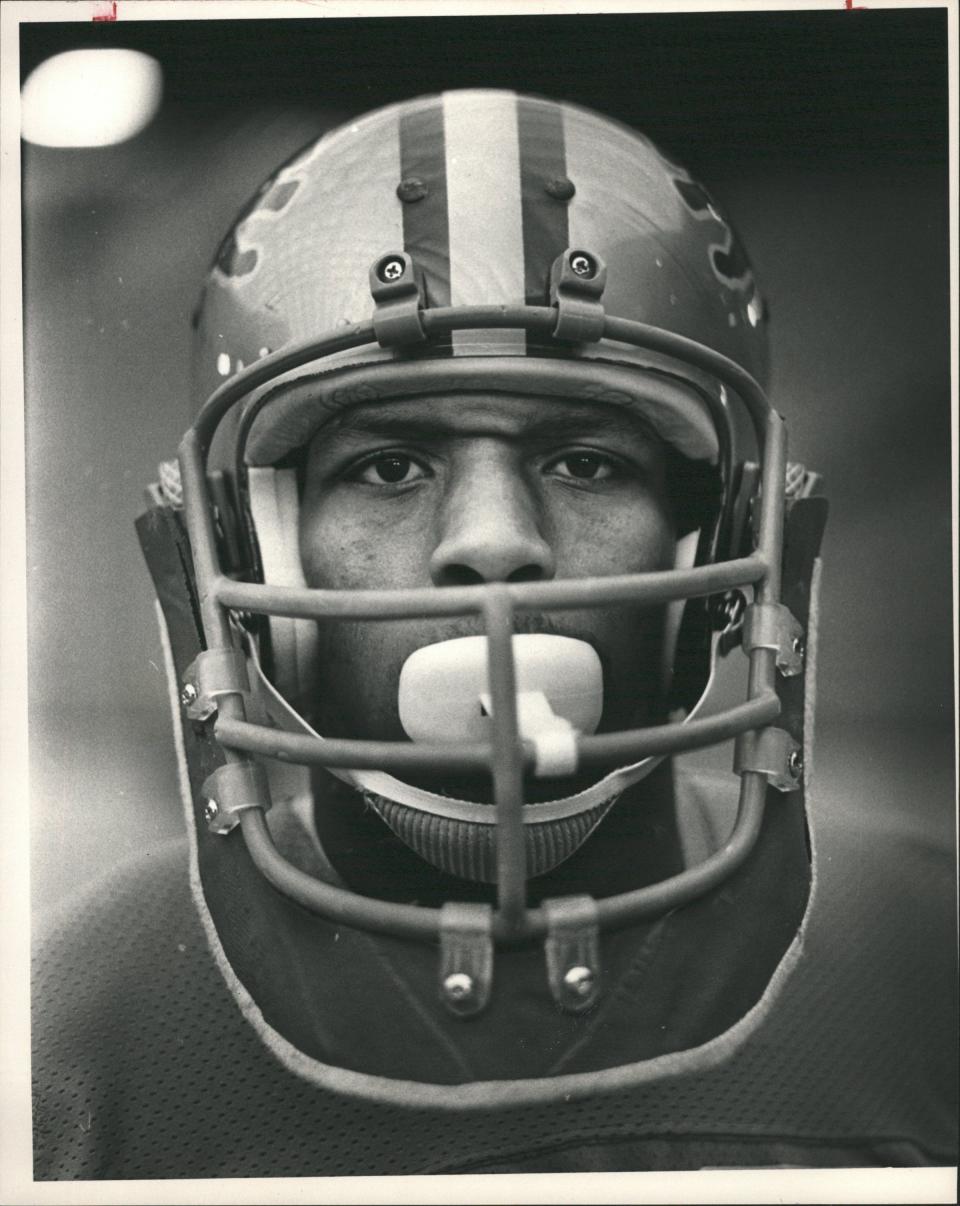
left=788, top=749, right=804, bottom=778
left=203, top=799, right=220, bottom=824
left=180, top=683, right=198, bottom=707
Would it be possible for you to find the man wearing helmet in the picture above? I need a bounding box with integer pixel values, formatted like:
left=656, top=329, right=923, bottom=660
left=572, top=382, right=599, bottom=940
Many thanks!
left=31, top=90, right=950, bottom=1178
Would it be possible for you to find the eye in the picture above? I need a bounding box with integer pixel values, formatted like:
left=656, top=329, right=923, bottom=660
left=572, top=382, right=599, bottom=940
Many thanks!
left=351, top=453, right=428, bottom=486
left=546, top=451, right=618, bottom=481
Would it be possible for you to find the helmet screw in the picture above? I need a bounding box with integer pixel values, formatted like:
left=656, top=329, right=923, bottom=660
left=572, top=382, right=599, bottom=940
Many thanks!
left=180, top=683, right=198, bottom=707
left=722, top=590, right=746, bottom=628
left=203, top=798, right=220, bottom=824
left=396, top=176, right=428, bottom=203
left=442, top=972, right=474, bottom=1002
left=545, top=175, right=575, bottom=201
left=788, top=749, right=804, bottom=778
left=378, top=256, right=405, bottom=283
left=792, top=635, right=805, bottom=658
left=569, top=252, right=595, bottom=279
left=563, top=965, right=595, bottom=997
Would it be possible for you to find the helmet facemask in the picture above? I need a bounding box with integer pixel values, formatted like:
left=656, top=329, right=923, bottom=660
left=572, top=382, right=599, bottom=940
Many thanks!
left=232, top=364, right=730, bottom=883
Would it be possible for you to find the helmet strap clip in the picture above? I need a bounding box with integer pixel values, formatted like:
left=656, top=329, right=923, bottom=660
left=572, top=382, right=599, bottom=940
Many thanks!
left=439, top=902, right=494, bottom=1018
left=734, top=727, right=803, bottom=793
left=200, top=760, right=272, bottom=835
left=543, top=895, right=601, bottom=1013
left=742, top=602, right=805, bottom=678
left=549, top=248, right=607, bottom=342
left=369, top=252, right=427, bottom=347
left=181, top=647, right=251, bottom=722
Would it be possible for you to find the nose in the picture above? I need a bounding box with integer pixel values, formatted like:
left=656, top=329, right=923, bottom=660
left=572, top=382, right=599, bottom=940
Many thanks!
left=429, top=451, right=556, bottom=587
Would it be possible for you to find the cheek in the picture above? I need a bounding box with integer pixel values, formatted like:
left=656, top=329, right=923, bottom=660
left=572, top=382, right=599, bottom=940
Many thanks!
left=299, top=495, right=433, bottom=590
left=311, top=618, right=426, bottom=739
left=550, top=492, right=676, bottom=578
left=545, top=495, right=676, bottom=727
left=297, top=493, right=440, bottom=737
left=299, top=486, right=676, bottom=737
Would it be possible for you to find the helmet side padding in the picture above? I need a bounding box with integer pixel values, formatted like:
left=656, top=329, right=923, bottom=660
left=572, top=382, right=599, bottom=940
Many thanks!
left=247, top=467, right=317, bottom=706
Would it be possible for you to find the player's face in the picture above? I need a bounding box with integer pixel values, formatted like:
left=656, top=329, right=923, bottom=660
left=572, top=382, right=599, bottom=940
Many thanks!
left=299, top=392, right=677, bottom=758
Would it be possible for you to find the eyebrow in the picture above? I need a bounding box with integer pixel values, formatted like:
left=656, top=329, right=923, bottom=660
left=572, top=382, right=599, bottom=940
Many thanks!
left=324, top=404, right=661, bottom=446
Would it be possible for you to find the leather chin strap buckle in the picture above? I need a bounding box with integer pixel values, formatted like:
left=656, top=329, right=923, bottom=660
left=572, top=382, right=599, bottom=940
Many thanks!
left=439, top=902, right=494, bottom=1018
left=544, top=895, right=601, bottom=1013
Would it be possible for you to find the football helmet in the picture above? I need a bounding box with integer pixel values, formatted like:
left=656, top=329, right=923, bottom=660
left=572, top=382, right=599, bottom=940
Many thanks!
left=139, top=91, right=827, bottom=1105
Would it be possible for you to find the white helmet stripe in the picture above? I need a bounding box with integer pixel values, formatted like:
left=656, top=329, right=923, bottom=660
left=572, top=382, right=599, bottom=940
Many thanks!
left=442, top=90, right=526, bottom=354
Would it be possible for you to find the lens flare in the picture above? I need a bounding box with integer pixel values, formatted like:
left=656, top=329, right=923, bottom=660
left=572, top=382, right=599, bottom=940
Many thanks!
left=21, top=49, right=162, bottom=148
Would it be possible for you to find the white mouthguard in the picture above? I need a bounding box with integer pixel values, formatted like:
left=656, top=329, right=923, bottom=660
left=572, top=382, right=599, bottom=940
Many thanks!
left=398, top=634, right=603, bottom=778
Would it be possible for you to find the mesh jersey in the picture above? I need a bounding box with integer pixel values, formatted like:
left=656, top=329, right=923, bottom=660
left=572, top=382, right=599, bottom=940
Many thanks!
left=32, top=768, right=957, bottom=1179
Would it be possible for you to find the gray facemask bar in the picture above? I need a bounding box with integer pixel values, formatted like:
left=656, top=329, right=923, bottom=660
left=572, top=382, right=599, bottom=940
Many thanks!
left=177, top=249, right=796, bottom=952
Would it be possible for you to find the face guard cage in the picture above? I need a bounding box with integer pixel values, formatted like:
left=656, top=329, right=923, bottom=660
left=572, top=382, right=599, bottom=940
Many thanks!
left=177, top=249, right=801, bottom=1002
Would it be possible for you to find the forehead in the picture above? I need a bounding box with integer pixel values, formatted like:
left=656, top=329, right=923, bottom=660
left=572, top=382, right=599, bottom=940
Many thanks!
left=317, top=392, right=663, bottom=446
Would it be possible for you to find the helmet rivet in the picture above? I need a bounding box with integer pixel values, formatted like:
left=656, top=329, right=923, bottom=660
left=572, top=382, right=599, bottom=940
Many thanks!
left=545, top=175, right=575, bottom=201
left=569, top=252, right=595, bottom=279
left=788, top=749, right=804, bottom=778
left=203, top=799, right=220, bottom=824
left=396, top=176, right=428, bottom=203
left=563, top=965, right=594, bottom=997
left=792, top=635, right=805, bottom=657
left=180, top=683, right=198, bottom=707
left=378, top=256, right=405, bottom=283
left=443, top=972, right=474, bottom=1002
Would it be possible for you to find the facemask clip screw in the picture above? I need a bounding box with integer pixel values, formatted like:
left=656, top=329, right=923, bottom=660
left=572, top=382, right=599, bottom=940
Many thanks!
left=544, top=896, right=601, bottom=1013
left=378, top=256, right=405, bottom=282
left=442, top=972, right=475, bottom=1003
left=563, top=965, right=595, bottom=997
left=569, top=252, right=596, bottom=278
left=439, top=902, right=493, bottom=1018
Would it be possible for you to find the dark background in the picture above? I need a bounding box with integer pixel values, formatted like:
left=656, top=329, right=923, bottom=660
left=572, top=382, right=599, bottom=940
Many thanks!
left=22, top=9, right=953, bottom=910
